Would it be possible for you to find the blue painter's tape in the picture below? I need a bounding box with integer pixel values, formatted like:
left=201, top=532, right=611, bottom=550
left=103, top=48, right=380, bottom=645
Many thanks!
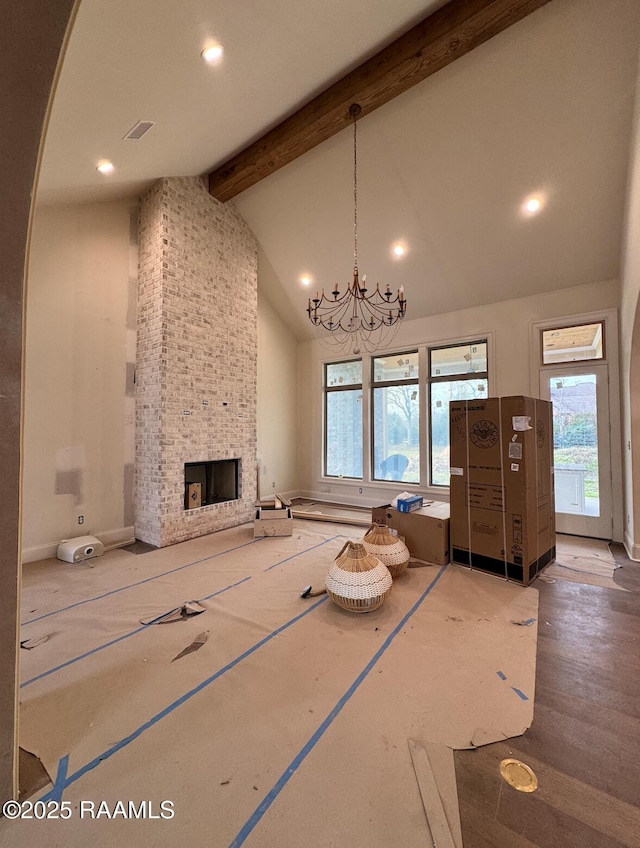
left=228, top=565, right=448, bottom=848
left=511, top=687, right=529, bottom=701
left=497, top=670, right=507, bottom=680
left=22, top=538, right=265, bottom=626
left=522, top=618, right=536, bottom=626
left=48, top=754, right=69, bottom=804
left=40, top=596, right=329, bottom=803
left=20, top=576, right=253, bottom=689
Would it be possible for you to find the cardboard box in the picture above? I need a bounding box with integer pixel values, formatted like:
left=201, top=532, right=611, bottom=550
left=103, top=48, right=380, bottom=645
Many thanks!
left=449, top=396, right=556, bottom=585
left=372, top=501, right=450, bottom=565
left=185, top=482, right=202, bottom=510
left=254, top=506, right=293, bottom=537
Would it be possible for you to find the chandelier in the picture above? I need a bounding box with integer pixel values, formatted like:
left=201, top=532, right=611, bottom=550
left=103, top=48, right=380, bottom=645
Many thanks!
left=306, top=103, right=406, bottom=355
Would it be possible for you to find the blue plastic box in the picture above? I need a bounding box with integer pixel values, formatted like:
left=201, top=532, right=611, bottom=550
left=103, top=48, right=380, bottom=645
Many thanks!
left=396, top=495, right=424, bottom=513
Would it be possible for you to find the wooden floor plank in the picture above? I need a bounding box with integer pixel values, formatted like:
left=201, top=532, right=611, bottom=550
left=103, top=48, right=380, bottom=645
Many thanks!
left=454, top=545, right=640, bottom=847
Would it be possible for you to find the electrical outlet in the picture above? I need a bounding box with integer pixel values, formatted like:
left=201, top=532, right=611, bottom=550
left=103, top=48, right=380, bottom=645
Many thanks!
left=78, top=515, right=84, bottom=525
left=359, top=487, right=363, bottom=494
left=272, top=481, right=276, bottom=488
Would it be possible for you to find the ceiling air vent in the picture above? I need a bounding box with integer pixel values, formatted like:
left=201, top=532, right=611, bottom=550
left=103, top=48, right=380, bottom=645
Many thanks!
left=123, top=120, right=155, bottom=140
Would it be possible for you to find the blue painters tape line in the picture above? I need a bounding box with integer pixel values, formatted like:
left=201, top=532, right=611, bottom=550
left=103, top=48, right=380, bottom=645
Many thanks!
left=228, top=564, right=448, bottom=848
left=22, top=538, right=265, bottom=626
left=20, top=576, right=253, bottom=689
left=522, top=618, right=536, bottom=626
left=40, top=596, right=329, bottom=802
left=201, top=575, right=251, bottom=601
left=497, top=670, right=507, bottom=680
left=263, top=536, right=340, bottom=571
left=511, top=687, right=529, bottom=701
left=48, top=754, right=69, bottom=804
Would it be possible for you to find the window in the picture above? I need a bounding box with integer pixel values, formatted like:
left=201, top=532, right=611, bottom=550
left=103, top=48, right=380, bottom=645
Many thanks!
left=372, top=351, right=419, bottom=483
left=429, top=341, right=488, bottom=486
left=541, top=322, right=604, bottom=364
left=322, top=338, right=489, bottom=487
left=324, top=360, right=363, bottom=478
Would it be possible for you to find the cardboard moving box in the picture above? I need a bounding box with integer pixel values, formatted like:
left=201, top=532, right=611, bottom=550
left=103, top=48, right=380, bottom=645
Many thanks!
left=372, top=501, right=450, bottom=565
left=449, top=395, right=555, bottom=585
left=185, top=482, right=202, bottom=510
left=254, top=506, right=293, bottom=537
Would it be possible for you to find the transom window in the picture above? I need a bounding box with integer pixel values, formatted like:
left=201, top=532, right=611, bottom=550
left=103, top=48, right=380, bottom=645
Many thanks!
left=541, top=322, right=604, bottom=365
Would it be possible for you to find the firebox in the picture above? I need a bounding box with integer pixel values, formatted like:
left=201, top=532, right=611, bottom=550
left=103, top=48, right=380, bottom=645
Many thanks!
left=184, top=459, right=239, bottom=509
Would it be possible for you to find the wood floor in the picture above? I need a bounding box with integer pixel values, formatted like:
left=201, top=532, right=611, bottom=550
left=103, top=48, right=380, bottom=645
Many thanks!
left=454, top=543, right=640, bottom=847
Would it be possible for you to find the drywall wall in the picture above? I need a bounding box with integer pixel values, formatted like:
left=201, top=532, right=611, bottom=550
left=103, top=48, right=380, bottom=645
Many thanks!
left=23, top=200, right=137, bottom=561
left=620, top=49, right=640, bottom=559
left=257, top=283, right=299, bottom=498
left=298, top=278, right=620, bottom=520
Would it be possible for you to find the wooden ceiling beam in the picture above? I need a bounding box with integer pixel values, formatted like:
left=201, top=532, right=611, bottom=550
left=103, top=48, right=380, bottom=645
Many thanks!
left=208, top=0, right=552, bottom=201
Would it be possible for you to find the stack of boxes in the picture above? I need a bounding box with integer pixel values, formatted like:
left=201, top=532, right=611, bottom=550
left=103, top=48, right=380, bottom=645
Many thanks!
left=449, top=396, right=555, bottom=585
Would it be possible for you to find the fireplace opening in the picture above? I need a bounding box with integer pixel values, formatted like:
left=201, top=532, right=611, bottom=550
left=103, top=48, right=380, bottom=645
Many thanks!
left=184, top=459, right=239, bottom=509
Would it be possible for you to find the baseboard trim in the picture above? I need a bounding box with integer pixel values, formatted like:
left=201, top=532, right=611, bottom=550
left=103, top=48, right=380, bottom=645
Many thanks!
left=623, top=530, right=640, bottom=562
left=22, top=526, right=136, bottom=564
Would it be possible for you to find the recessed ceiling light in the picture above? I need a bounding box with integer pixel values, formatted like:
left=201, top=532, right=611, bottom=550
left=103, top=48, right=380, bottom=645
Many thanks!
left=522, top=194, right=544, bottom=216
left=96, top=160, right=114, bottom=174
left=300, top=275, right=311, bottom=286
left=201, top=43, right=223, bottom=63
left=392, top=243, right=406, bottom=258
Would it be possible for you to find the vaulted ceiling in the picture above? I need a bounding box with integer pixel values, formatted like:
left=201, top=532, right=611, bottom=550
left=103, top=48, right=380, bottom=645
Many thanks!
left=37, top=0, right=640, bottom=340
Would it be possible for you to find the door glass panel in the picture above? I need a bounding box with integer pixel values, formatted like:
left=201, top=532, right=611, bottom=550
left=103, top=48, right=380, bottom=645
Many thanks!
left=549, top=373, right=599, bottom=517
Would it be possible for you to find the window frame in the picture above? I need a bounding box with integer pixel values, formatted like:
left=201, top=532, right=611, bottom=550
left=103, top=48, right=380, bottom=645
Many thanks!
left=319, top=331, right=494, bottom=491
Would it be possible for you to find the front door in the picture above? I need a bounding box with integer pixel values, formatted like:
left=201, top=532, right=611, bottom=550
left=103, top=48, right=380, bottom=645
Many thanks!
left=540, top=363, right=612, bottom=538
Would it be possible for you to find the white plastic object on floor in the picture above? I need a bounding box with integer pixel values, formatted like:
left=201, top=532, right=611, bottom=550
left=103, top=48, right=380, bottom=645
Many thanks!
left=56, top=535, right=105, bottom=563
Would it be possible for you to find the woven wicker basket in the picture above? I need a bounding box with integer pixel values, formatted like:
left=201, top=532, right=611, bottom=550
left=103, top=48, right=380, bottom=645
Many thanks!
left=325, top=541, right=392, bottom=613
left=362, top=522, right=411, bottom=578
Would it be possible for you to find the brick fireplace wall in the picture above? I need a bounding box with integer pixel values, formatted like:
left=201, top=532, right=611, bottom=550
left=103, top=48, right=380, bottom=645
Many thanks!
left=136, top=176, right=257, bottom=547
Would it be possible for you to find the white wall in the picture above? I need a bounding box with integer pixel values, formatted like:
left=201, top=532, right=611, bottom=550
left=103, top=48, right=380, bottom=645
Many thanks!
left=298, top=278, right=620, bottom=514
left=257, top=288, right=299, bottom=498
left=23, top=200, right=137, bottom=561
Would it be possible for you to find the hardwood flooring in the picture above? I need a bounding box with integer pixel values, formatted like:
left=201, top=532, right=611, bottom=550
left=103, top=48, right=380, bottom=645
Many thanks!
left=454, top=545, right=640, bottom=847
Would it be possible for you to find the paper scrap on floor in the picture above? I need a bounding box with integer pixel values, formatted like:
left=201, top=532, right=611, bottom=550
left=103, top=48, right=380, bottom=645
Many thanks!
left=545, top=534, right=627, bottom=591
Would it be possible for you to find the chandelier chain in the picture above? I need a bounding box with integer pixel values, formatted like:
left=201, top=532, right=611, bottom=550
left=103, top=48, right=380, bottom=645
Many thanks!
left=353, top=112, right=358, bottom=272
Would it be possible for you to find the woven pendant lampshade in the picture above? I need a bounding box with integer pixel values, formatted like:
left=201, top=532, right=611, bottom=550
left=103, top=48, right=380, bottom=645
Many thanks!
left=325, top=541, right=392, bottom=613
left=362, top=523, right=411, bottom=578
